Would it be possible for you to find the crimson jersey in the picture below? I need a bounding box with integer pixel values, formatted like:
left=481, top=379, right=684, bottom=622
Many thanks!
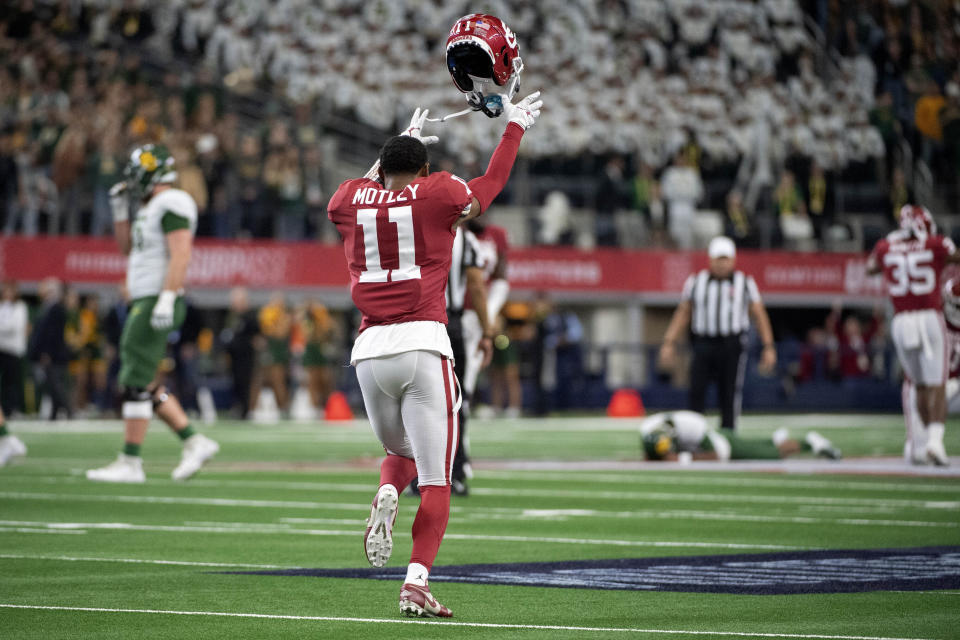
left=869, top=230, right=957, bottom=314
left=463, top=224, right=509, bottom=311
left=327, top=172, right=473, bottom=332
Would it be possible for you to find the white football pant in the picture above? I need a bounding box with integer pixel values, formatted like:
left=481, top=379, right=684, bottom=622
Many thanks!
left=891, top=309, right=947, bottom=386
left=356, top=351, right=460, bottom=486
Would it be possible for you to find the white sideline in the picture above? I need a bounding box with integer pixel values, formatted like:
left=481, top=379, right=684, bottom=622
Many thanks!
left=0, top=604, right=937, bottom=639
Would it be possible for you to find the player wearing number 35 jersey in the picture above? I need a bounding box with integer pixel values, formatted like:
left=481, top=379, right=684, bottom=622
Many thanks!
left=328, top=92, right=542, bottom=618
left=867, top=204, right=960, bottom=465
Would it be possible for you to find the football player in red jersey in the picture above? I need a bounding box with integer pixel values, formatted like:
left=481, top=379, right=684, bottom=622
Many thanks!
left=457, top=218, right=510, bottom=484
left=901, top=276, right=960, bottom=465
left=327, top=89, right=541, bottom=617
left=867, top=205, right=960, bottom=465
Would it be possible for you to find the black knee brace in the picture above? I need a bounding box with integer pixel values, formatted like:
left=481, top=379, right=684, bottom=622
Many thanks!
left=151, top=385, right=170, bottom=410
left=120, top=386, right=151, bottom=403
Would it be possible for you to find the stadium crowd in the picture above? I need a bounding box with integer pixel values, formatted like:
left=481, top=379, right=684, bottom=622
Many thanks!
left=0, top=0, right=957, bottom=249
left=0, top=279, right=347, bottom=420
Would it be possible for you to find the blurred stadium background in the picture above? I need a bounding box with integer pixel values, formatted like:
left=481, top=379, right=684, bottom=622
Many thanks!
left=2, top=2, right=960, bottom=638
left=4, top=0, right=959, bottom=420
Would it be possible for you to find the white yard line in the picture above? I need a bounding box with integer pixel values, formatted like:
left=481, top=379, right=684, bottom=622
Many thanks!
left=0, top=520, right=810, bottom=550
left=0, top=553, right=291, bottom=569
left=6, top=473, right=960, bottom=496
left=2, top=490, right=955, bottom=529
left=0, top=491, right=365, bottom=510
left=3, top=489, right=957, bottom=510
left=0, top=527, right=85, bottom=535
left=0, top=604, right=937, bottom=639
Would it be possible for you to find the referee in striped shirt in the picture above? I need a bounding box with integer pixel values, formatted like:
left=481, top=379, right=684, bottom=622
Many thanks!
left=408, top=227, right=492, bottom=497
left=659, top=236, right=776, bottom=430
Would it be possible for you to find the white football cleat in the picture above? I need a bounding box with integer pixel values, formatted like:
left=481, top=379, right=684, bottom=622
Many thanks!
left=172, top=434, right=219, bottom=480
left=926, top=440, right=950, bottom=466
left=364, top=484, right=399, bottom=568
left=399, top=582, right=452, bottom=618
left=0, top=435, right=27, bottom=467
left=86, top=454, right=145, bottom=483
left=910, top=442, right=931, bottom=466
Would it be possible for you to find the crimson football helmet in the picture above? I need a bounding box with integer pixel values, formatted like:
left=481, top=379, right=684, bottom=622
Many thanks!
left=446, top=13, right=523, bottom=118
left=944, top=278, right=960, bottom=327
left=899, top=204, right=937, bottom=239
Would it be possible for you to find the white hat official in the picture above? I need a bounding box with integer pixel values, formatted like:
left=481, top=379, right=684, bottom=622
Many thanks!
left=708, top=236, right=736, bottom=260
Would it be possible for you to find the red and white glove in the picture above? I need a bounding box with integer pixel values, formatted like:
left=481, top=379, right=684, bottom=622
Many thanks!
left=365, top=108, right=440, bottom=180
left=502, top=91, right=542, bottom=131
left=401, top=108, right=439, bottom=146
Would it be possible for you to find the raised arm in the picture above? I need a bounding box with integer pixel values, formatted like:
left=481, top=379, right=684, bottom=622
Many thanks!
left=461, top=91, right=543, bottom=223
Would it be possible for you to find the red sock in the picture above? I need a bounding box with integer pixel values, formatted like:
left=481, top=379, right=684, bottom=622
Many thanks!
left=379, top=454, right=418, bottom=493
left=409, top=484, right=451, bottom=571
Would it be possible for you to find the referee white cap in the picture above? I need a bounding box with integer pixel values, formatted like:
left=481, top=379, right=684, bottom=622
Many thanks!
left=708, top=236, right=736, bottom=259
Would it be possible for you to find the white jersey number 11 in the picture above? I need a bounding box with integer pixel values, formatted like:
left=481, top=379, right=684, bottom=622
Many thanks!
left=357, top=206, right=421, bottom=283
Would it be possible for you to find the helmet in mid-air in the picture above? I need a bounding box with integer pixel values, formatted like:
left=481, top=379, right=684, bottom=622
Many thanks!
left=446, top=13, right=523, bottom=118
left=899, top=204, right=937, bottom=240
left=124, top=144, right=177, bottom=198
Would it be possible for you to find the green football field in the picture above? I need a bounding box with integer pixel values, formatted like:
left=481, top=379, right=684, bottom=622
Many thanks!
left=1, top=413, right=959, bottom=639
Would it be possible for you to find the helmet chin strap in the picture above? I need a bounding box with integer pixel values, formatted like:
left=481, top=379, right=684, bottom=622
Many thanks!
left=423, top=106, right=476, bottom=123
left=425, top=72, right=522, bottom=122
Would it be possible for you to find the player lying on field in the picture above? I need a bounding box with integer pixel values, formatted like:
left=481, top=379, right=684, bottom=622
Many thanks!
left=640, top=410, right=841, bottom=462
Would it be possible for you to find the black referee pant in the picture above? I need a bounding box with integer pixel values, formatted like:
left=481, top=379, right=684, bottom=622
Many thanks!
left=688, top=334, right=747, bottom=430
left=445, top=311, right=471, bottom=483
left=0, top=351, right=23, bottom=414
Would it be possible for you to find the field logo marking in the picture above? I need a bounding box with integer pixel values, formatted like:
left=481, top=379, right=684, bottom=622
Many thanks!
left=228, top=547, right=960, bottom=596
